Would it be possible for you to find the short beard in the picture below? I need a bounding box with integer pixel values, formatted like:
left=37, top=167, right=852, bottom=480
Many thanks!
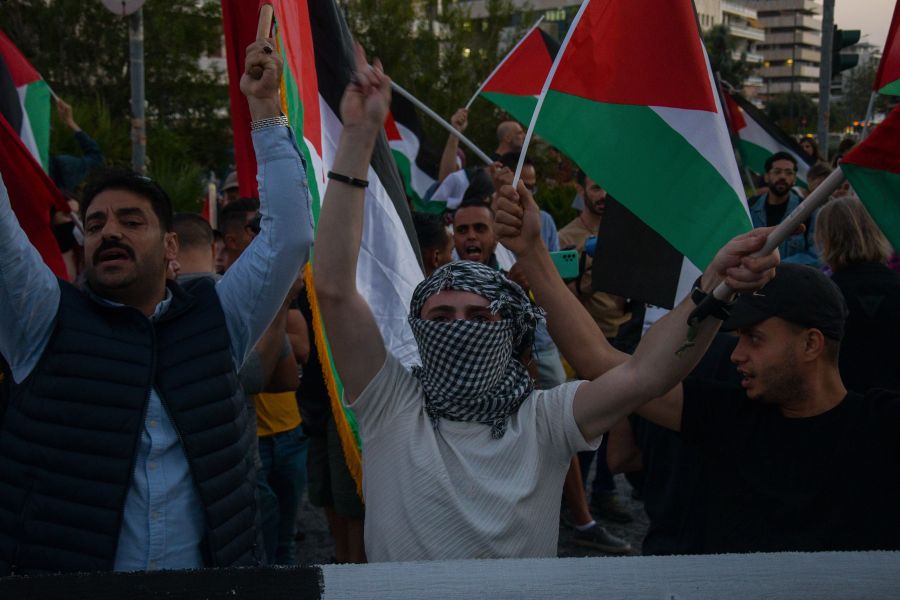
left=757, top=346, right=807, bottom=406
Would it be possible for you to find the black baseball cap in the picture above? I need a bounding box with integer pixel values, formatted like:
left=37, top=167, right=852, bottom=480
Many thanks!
left=723, top=263, right=848, bottom=340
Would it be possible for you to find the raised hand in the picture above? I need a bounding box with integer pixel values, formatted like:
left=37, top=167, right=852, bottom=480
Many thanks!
left=339, top=44, right=391, bottom=133
left=703, top=227, right=779, bottom=294
left=493, top=181, right=543, bottom=257
left=450, top=108, right=468, bottom=133
left=240, top=38, right=283, bottom=120
left=54, top=98, right=79, bottom=132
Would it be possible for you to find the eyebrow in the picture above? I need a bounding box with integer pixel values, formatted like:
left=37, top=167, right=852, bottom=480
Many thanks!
left=85, top=207, right=147, bottom=222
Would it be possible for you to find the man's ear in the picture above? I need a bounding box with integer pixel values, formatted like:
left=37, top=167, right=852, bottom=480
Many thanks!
left=165, top=232, right=179, bottom=261
left=802, top=328, right=827, bottom=362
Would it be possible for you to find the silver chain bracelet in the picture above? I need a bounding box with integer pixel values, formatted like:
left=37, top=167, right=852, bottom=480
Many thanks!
left=250, top=115, right=289, bottom=131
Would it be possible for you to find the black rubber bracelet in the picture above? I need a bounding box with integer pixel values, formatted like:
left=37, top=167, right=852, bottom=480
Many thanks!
left=327, top=171, right=368, bottom=188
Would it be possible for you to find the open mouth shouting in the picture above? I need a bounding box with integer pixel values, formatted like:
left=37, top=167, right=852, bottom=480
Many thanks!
left=94, top=242, right=135, bottom=269
left=461, top=244, right=484, bottom=262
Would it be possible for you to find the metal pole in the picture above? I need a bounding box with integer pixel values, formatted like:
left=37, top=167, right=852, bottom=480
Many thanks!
left=390, top=81, right=494, bottom=166
left=818, top=0, right=835, bottom=153
left=129, top=8, right=146, bottom=173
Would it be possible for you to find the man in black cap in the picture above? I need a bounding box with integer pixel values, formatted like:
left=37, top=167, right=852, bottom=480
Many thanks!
left=531, top=256, right=900, bottom=553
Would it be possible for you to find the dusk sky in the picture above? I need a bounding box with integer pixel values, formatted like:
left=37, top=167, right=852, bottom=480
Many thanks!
left=834, top=0, right=896, bottom=51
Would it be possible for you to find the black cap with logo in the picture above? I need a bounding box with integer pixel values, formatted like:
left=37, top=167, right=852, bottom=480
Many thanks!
left=723, top=263, right=849, bottom=340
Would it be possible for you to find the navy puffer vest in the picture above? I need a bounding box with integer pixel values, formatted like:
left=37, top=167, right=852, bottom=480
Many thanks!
left=0, top=278, right=260, bottom=575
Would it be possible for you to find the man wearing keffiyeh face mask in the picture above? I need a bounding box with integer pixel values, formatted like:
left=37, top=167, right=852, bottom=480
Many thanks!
left=313, top=47, right=780, bottom=563
left=409, top=261, right=541, bottom=439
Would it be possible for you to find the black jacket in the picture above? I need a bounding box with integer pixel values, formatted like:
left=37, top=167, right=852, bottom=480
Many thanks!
left=0, top=278, right=261, bottom=575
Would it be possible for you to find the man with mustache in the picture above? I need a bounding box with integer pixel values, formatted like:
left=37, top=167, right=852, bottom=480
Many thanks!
left=0, top=39, right=313, bottom=574
left=313, top=49, right=778, bottom=562
left=749, top=151, right=819, bottom=266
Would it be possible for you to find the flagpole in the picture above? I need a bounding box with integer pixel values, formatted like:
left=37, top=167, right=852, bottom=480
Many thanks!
left=693, top=167, right=845, bottom=315
left=861, top=91, right=878, bottom=139
left=512, top=0, right=590, bottom=187
left=463, top=16, right=545, bottom=111
left=390, top=81, right=494, bottom=165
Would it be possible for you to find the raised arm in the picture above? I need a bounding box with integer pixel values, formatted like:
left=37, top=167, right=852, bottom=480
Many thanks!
left=217, top=39, right=314, bottom=367
left=437, top=108, right=467, bottom=182
left=312, top=47, right=390, bottom=404
left=495, top=184, right=778, bottom=440
left=0, top=173, right=60, bottom=383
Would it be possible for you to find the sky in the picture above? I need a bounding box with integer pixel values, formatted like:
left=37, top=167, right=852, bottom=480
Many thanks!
left=834, top=0, right=896, bottom=51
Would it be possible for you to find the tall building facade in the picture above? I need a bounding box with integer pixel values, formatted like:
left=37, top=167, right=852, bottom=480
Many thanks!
left=749, top=0, right=823, bottom=97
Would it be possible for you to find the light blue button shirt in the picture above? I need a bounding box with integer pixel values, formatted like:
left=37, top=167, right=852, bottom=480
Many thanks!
left=0, top=125, right=313, bottom=571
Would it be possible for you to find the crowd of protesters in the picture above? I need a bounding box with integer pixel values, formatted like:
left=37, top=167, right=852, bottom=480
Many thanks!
left=0, top=39, right=898, bottom=577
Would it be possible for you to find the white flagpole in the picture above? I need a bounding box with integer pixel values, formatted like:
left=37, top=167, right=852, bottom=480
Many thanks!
left=390, top=81, right=494, bottom=165
left=512, top=0, right=591, bottom=187
left=860, top=91, right=878, bottom=140
left=463, top=16, right=545, bottom=111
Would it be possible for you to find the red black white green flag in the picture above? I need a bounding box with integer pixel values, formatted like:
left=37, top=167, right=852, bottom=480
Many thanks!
left=529, top=0, right=751, bottom=272
left=724, top=91, right=814, bottom=188
left=476, top=22, right=558, bottom=126
left=841, top=104, right=900, bottom=250
left=221, top=0, right=424, bottom=493
left=874, top=0, right=900, bottom=96
left=0, top=29, right=51, bottom=171
left=385, top=93, right=441, bottom=213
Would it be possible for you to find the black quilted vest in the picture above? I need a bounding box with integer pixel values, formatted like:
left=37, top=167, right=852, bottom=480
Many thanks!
left=0, top=278, right=261, bottom=575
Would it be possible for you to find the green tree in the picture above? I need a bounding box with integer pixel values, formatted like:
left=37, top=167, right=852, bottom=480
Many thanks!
left=0, top=0, right=228, bottom=209
left=764, top=92, right=818, bottom=135
left=703, top=24, right=756, bottom=89
left=341, top=0, right=529, bottom=156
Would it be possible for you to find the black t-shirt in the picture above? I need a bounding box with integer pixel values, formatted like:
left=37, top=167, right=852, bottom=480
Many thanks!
left=296, top=292, right=331, bottom=437
left=764, top=199, right=789, bottom=226
left=681, top=381, right=900, bottom=553
left=636, top=333, right=739, bottom=555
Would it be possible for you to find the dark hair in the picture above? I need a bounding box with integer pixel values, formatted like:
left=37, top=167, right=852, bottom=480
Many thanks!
left=81, top=169, right=174, bottom=232
left=497, top=152, right=533, bottom=171
left=461, top=168, right=495, bottom=205
left=173, top=213, right=214, bottom=251
left=219, top=197, right=260, bottom=234
left=412, top=212, right=449, bottom=252
left=806, top=162, right=832, bottom=182
left=575, top=169, right=587, bottom=187
left=764, top=151, right=797, bottom=173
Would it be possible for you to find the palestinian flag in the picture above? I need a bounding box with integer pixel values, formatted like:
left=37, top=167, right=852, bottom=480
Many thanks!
left=0, top=111, right=69, bottom=279
left=0, top=30, right=51, bottom=171
left=841, top=104, right=900, bottom=250
left=476, top=20, right=559, bottom=126
left=222, top=0, right=424, bottom=494
left=874, top=1, right=900, bottom=96
left=385, top=94, right=441, bottom=213
left=724, top=91, right=814, bottom=187
left=528, top=0, right=750, bottom=272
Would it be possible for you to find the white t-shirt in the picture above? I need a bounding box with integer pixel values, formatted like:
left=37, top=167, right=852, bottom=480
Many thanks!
left=348, top=353, right=599, bottom=562
left=430, top=169, right=469, bottom=210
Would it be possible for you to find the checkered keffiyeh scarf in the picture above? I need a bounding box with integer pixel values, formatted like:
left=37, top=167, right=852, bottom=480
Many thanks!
left=408, top=261, right=544, bottom=438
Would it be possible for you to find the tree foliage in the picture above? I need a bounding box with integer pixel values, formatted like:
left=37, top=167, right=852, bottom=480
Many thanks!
left=703, top=24, right=757, bottom=89
left=341, top=0, right=530, bottom=157
left=0, top=0, right=228, bottom=209
left=764, top=92, right=818, bottom=135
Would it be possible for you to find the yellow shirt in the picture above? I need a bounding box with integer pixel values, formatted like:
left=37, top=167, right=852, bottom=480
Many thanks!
left=255, top=391, right=302, bottom=437
left=558, top=217, right=631, bottom=339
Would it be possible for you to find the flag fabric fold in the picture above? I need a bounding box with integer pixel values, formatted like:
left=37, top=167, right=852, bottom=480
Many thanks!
left=0, top=111, right=69, bottom=279
left=0, top=30, right=51, bottom=171
left=222, top=0, right=424, bottom=493
left=874, top=1, right=900, bottom=96
left=841, top=105, right=900, bottom=250
left=724, top=91, right=814, bottom=188
left=385, top=94, right=441, bottom=213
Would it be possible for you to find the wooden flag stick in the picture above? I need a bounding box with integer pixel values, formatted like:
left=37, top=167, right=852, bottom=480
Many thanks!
left=257, top=3, right=274, bottom=40
left=248, top=3, right=275, bottom=80
left=390, top=81, right=494, bottom=166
